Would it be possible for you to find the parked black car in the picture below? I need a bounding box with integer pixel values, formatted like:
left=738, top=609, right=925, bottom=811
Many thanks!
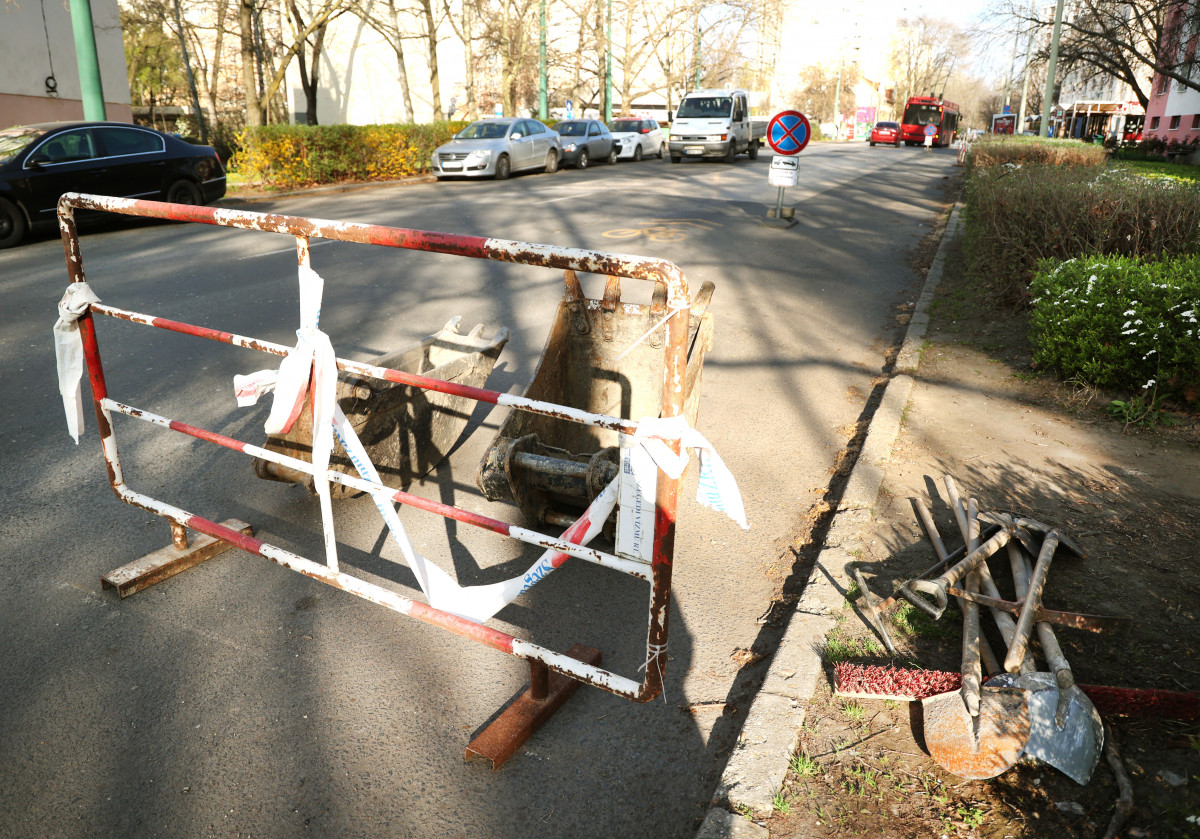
left=0, top=121, right=226, bottom=248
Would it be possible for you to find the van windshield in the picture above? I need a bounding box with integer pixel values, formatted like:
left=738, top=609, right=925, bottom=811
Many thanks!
left=676, top=97, right=731, bottom=119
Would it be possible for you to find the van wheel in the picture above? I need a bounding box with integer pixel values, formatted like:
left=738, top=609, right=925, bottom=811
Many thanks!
left=748, top=141, right=758, bottom=160
left=0, top=197, right=27, bottom=249
left=724, top=142, right=736, bottom=163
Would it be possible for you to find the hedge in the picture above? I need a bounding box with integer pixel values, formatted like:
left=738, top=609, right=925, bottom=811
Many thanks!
left=966, top=135, right=1108, bottom=171
left=1029, top=255, right=1200, bottom=403
left=231, top=122, right=470, bottom=189
left=963, top=164, right=1200, bottom=305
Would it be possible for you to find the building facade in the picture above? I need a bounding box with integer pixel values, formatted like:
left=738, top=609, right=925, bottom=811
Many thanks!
left=1143, top=0, right=1200, bottom=144
left=0, top=0, right=132, bottom=129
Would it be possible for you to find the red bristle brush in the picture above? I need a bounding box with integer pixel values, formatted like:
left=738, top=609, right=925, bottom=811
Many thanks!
left=833, top=663, right=1200, bottom=720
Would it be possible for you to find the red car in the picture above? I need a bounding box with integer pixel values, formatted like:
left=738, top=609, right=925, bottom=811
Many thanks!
left=869, top=121, right=901, bottom=146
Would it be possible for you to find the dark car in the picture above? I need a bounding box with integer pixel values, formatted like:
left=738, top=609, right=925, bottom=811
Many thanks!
left=0, top=121, right=226, bottom=248
left=553, top=119, right=616, bottom=168
left=869, top=121, right=901, bottom=146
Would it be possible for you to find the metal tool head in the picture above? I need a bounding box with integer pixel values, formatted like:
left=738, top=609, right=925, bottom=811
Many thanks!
left=922, top=685, right=1030, bottom=780
left=851, top=566, right=897, bottom=655
left=986, top=672, right=1103, bottom=785
left=979, top=512, right=1086, bottom=559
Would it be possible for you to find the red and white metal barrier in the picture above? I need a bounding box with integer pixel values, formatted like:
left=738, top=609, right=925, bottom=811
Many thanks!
left=52, top=194, right=743, bottom=760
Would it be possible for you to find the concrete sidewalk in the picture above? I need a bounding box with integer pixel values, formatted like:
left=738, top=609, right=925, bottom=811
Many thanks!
left=694, top=202, right=964, bottom=838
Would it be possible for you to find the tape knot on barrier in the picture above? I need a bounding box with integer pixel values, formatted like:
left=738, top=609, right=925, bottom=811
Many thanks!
left=633, top=416, right=749, bottom=530
left=53, top=282, right=102, bottom=444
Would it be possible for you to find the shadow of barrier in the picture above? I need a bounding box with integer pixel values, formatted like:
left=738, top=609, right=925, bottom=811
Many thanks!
left=52, top=192, right=736, bottom=769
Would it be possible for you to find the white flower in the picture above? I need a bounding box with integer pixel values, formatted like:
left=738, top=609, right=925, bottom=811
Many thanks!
left=1121, top=328, right=1137, bottom=335
left=1143, top=379, right=1156, bottom=389
left=1123, top=310, right=1136, bottom=316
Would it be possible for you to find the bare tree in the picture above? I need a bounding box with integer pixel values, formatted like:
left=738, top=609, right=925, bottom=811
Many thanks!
left=287, top=0, right=329, bottom=123
left=889, top=16, right=962, bottom=107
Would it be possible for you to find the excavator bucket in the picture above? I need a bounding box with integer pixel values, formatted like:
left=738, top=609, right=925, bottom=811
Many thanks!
left=477, top=271, right=715, bottom=528
left=254, top=316, right=508, bottom=497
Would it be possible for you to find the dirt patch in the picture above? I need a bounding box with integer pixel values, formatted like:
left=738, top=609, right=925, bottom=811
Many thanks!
left=761, top=202, right=1200, bottom=837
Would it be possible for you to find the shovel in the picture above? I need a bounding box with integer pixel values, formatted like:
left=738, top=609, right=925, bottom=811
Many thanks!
left=922, top=567, right=1030, bottom=780
left=985, top=542, right=1103, bottom=785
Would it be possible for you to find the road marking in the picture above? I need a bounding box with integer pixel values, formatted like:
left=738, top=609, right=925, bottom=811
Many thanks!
left=602, top=218, right=720, bottom=242
left=533, top=190, right=603, bottom=205
left=238, top=239, right=335, bottom=260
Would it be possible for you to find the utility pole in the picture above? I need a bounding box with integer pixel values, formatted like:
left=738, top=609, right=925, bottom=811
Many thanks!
left=538, top=0, right=547, bottom=120
left=604, top=0, right=612, bottom=121
left=67, top=0, right=106, bottom=120
left=1040, top=0, right=1066, bottom=137
left=832, top=61, right=842, bottom=139
left=692, top=9, right=701, bottom=89
left=1017, top=0, right=1037, bottom=133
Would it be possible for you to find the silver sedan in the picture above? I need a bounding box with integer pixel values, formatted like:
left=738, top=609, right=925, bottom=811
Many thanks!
left=432, top=118, right=561, bottom=180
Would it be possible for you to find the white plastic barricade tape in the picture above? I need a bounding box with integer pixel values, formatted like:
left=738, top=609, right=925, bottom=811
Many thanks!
left=617, top=432, right=658, bottom=563
left=53, top=282, right=102, bottom=443
left=634, top=415, right=749, bottom=530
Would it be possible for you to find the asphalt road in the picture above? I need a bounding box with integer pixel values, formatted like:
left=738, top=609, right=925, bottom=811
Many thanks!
left=0, top=143, right=959, bottom=839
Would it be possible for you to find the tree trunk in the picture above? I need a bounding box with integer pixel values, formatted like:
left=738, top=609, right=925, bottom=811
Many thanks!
left=419, top=0, right=443, bottom=119
left=241, top=0, right=263, bottom=126
left=385, top=0, right=415, bottom=122
left=171, top=0, right=209, bottom=141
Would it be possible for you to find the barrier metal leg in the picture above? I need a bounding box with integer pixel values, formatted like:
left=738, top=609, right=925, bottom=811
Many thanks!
left=466, top=643, right=602, bottom=770
left=101, top=518, right=254, bottom=598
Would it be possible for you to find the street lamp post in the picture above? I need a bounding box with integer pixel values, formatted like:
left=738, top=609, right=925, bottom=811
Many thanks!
left=604, top=0, right=613, bottom=121
left=539, top=0, right=547, bottom=120
left=1041, top=0, right=1066, bottom=137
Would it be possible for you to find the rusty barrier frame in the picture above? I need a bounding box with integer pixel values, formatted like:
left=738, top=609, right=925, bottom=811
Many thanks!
left=57, top=192, right=692, bottom=707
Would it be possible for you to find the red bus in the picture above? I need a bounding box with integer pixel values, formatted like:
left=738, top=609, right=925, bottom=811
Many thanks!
left=899, top=96, right=961, bottom=147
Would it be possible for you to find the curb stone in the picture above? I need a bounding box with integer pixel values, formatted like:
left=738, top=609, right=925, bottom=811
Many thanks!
left=696, top=199, right=964, bottom=838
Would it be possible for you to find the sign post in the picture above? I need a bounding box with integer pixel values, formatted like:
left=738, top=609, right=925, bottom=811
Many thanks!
left=763, top=110, right=810, bottom=228
left=923, top=123, right=937, bottom=150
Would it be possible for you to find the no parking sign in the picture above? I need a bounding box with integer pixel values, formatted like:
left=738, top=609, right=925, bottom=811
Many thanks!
left=767, top=111, right=811, bottom=156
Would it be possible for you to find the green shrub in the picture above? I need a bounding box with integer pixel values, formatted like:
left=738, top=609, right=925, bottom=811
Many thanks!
left=231, top=122, right=470, bottom=189
left=967, top=136, right=1107, bottom=171
left=1029, top=255, right=1200, bottom=404
left=964, top=165, right=1200, bottom=304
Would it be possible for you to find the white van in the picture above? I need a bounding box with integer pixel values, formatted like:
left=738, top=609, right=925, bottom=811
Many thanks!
left=668, top=89, right=765, bottom=163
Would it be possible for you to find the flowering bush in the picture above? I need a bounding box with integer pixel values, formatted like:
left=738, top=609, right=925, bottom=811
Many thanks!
left=231, top=122, right=469, bottom=189
left=964, top=165, right=1200, bottom=305
left=1029, top=255, right=1200, bottom=405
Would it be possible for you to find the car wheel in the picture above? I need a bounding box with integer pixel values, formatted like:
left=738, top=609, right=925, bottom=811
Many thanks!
left=494, top=154, right=511, bottom=180
left=670, top=155, right=682, bottom=163
left=633, top=145, right=643, bottom=161
left=869, top=141, right=876, bottom=146
left=656, top=143, right=664, bottom=159
left=545, top=150, right=559, bottom=173
left=577, top=149, right=589, bottom=169
left=607, top=147, right=618, bottom=165
left=748, top=141, right=758, bottom=160
left=724, top=142, right=736, bottom=163
left=0, top=197, right=27, bottom=249
left=166, top=179, right=203, bottom=205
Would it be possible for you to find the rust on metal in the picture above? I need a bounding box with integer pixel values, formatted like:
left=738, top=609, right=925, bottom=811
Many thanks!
left=466, top=644, right=602, bottom=769
left=945, top=587, right=1129, bottom=634
left=101, top=519, right=253, bottom=598
left=55, top=191, right=706, bottom=722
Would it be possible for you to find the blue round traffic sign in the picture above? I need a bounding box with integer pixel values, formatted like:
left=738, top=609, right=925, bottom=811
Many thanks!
left=924, top=124, right=937, bottom=137
left=767, top=111, right=811, bottom=155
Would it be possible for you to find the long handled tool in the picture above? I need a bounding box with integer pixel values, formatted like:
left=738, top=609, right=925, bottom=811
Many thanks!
left=985, top=541, right=1103, bottom=785
left=922, top=567, right=1030, bottom=779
